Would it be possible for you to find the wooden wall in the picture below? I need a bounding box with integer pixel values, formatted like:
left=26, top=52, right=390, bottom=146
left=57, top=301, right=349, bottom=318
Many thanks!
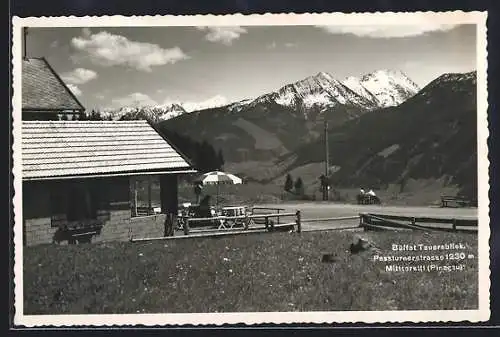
left=160, top=174, right=178, bottom=215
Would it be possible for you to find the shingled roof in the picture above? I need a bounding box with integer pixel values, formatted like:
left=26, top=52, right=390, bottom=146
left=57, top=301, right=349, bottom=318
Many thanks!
left=22, top=57, right=85, bottom=111
left=22, top=120, right=195, bottom=180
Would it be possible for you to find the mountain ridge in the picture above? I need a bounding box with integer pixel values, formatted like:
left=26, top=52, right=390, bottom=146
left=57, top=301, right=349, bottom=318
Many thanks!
left=158, top=68, right=424, bottom=165
left=99, top=69, right=420, bottom=122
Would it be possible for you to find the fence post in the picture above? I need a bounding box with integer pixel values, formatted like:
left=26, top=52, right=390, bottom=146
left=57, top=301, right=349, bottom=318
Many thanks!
left=164, top=213, right=175, bottom=237
left=277, top=209, right=281, bottom=225
left=411, top=217, right=416, bottom=226
left=265, top=216, right=274, bottom=231
left=184, top=218, right=190, bottom=235
left=452, top=219, right=457, bottom=232
left=360, top=214, right=368, bottom=231
left=296, top=210, right=301, bottom=233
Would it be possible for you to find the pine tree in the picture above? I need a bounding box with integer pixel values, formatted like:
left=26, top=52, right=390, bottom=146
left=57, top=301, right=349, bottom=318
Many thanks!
left=199, top=141, right=212, bottom=172
left=294, top=177, right=304, bottom=196
left=90, top=109, right=102, bottom=121
left=154, top=126, right=223, bottom=173
left=217, top=149, right=225, bottom=170
left=207, top=143, right=218, bottom=171
left=284, top=174, right=293, bottom=192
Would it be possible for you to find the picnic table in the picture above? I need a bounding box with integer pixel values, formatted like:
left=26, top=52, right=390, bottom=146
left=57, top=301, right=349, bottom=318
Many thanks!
left=218, top=206, right=250, bottom=229
left=176, top=203, right=258, bottom=231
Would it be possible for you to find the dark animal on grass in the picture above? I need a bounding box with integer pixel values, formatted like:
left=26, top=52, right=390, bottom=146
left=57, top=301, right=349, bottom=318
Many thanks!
left=349, top=237, right=375, bottom=254
left=52, top=228, right=69, bottom=244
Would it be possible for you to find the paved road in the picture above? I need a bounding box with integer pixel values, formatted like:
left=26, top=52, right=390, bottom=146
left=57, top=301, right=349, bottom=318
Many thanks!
left=255, top=202, right=478, bottom=232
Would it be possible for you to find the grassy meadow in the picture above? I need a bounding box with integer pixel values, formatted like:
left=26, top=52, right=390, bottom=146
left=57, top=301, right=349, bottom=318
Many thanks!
left=24, top=230, right=477, bottom=314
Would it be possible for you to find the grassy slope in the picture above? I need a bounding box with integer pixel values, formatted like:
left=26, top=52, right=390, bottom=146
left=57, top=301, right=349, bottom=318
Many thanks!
left=24, top=230, right=477, bottom=314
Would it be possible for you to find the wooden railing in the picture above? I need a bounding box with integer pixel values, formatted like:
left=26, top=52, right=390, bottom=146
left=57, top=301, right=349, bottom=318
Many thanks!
left=441, top=196, right=477, bottom=208
left=182, top=210, right=301, bottom=235
left=359, top=213, right=478, bottom=233
left=302, top=216, right=359, bottom=223
left=251, top=207, right=286, bottom=225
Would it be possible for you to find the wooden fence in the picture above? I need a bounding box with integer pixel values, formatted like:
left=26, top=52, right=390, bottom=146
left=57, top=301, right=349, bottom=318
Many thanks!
left=251, top=207, right=286, bottom=225
left=359, top=213, right=478, bottom=233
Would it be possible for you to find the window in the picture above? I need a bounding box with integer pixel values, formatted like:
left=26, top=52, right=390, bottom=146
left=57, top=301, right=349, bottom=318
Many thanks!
left=50, top=179, right=109, bottom=227
left=130, top=175, right=161, bottom=217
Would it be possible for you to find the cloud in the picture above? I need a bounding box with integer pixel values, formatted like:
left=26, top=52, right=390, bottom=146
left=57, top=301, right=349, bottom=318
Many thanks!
left=196, top=26, right=247, bottom=45
left=50, top=40, right=59, bottom=48
left=95, top=94, right=105, bottom=100
left=315, top=24, right=458, bottom=38
left=71, top=30, right=189, bottom=71
left=61, top=68, right=98, bottom=85
left=66, top=84, right=82, bottom=97
left=110, top=93, right=228, bottom=111
left=267, top=41, right=297, bottom=49
left=266, top=41, right=277, bottom=49
left=402, top=61, right=421, bottom=69
left=81, top=27, right=92, bottom=38
left=111, top=92, right=158, bottom=107
left=162, top=94, right=228, bottom=112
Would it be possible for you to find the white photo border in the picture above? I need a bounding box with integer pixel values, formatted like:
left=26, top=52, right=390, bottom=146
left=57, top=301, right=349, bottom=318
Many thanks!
left=12, top=11, right=490, bottom=326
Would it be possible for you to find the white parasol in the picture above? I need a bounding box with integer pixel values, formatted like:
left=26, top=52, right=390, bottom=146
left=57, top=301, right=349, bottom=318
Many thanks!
left=195, top=170, right=243, bottom=207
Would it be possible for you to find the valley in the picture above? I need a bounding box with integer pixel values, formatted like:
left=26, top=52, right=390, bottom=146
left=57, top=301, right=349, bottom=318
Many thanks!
left=98, top=68, right=478, bottom=205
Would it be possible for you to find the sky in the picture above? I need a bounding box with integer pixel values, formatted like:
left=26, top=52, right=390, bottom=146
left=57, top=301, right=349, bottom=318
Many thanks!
left=25, top=24, right=477, bottom=111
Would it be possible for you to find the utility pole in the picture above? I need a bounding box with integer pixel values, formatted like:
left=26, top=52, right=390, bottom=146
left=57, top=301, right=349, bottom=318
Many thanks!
left=324, top=120, right=329, bottom=201
left=23, top=27, right=28, bottom=59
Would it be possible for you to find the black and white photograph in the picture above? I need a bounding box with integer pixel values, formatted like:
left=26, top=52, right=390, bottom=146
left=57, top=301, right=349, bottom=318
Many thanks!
left=12, top=12, right=489, bottom=326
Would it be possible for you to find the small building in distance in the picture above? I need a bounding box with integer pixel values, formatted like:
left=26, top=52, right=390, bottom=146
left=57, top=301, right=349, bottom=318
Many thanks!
left=21, top=57, right=196, bottom=246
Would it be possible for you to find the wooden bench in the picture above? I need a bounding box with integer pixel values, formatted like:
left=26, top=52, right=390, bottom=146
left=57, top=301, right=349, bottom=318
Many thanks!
left=135, top=206, right=162, bottom=217
left=64, top=220, right=103, bottom=244
left=441, top=196, right=477, bottom=208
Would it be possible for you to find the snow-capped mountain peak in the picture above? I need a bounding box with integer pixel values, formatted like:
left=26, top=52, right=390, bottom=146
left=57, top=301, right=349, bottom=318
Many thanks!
left=269, top=71, right=377, bottom=111
left=98, top=95, right=229, bottom=121
left=241, top=69, right=419, bottom=118
left=100, top=103, right=187, bottom=122
left=351, top=69, right=420, bottom=107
